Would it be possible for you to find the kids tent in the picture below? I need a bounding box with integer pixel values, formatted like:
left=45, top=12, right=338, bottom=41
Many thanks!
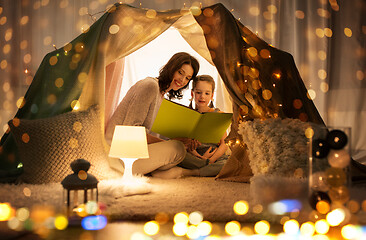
left=0, top=3, right=326, bottom=183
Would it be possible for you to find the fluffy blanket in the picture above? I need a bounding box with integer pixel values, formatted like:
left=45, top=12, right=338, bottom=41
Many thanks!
left=238, top=118, right=310, bottom=177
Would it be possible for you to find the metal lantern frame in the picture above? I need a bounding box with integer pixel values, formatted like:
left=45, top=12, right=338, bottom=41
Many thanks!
left=61, top=159, right=99, bottom=217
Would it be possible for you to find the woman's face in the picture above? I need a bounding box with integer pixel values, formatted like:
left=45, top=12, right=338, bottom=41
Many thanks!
left=191, top=81, right=214, bottom=108
left=169, top=64, right=194, bottom=91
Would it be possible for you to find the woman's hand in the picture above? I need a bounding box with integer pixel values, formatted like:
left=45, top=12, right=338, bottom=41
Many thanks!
left=174, top=137, right=201, bottom=151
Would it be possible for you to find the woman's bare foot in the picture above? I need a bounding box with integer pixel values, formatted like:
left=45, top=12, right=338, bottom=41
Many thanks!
left=151, top=167, right=183, bottom=179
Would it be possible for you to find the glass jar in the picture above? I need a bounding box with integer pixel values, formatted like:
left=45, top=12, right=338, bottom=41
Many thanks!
left=307, top=125, right=352, bottom=210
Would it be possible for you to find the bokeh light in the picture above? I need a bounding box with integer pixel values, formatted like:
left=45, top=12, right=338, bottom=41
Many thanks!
left=197, top=221, right=212, bottom=236
left=109, top=24, right=120, bottom=34
left=300, top=221, right=315, bottom=236
left=155, top=212, right=169, bottom=224
left=346, top=200, right=360, bottom=213
left=71, top=100, right=80, bottom=110
left=249, top=6, right=260, bottom=16
left=225, top=221, right=241, bottom=236
left=320, top=82, right=329, bottom=93
left=326, top=208, right=345, bottom=226
left=295, top=10, right=305, bottom=19
left=186, top=225, right=200, bottom=239
left=233, top=200, right=249, bottom=215
left=0, top=203, right=13, bottom=221
left=174, top=212, right=189, bottom=224
left=315, top=219, right=330, bottom=234
left=16, top=207, right=30, bottom=221
left=252, top=204, right=263, bottom=214
left=341, top=224, right=358, bottom=240
left=189, top=211, right=203, bottom=225
left=173, top=222, right=188, bottom=236
left=23, top=187, right=32, bottom=197
left=54, top=215, right=68, bottom=230
left=81, top=215, right=107, bottom=230
left=318, top=69, right=327, bottom=80
left=344, top=28, right=352, bottom=37
left=7, top=217, right=22, bottom=230
left=316, top=200, right=330, bottom=214
left=307, top=89, right=316, bottom=100
left=143, top=220, right=159, bottom=236
left=85, top=201, right=98, bottom=215
left=324, top=28, right=332, bottom=37
left=254, top=220, right=270, bottom=235
left=283, top=219, right=299, bottom=235
left=146, top=9, right=157, bottom=18
left=316, top=28, right=325, bottom=38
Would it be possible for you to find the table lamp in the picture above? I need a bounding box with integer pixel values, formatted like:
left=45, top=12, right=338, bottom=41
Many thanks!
left=109, top=125, right=149, bottom=181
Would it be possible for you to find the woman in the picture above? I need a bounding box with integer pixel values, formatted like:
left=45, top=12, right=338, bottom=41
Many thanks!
left=105, top=52, right=200, bottom=178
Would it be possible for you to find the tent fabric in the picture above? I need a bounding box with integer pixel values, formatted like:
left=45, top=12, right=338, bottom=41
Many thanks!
left=0, top=3, right=326, bottom=182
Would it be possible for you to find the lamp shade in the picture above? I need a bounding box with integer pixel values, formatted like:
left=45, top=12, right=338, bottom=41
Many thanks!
left=108, top=125, right=149, bottom=159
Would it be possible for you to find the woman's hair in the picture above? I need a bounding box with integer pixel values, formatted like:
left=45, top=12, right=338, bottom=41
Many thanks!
left=158, top=52, right=200, bottom=99
left=189, top=74, right=216, bottom=109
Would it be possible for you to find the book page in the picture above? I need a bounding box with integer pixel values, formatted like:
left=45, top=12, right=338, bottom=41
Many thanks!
left=151, top=99, right=201, bottom=139
left=151, top=99, right=233, bottom=143
left=193, top=112, right=233, bottom=143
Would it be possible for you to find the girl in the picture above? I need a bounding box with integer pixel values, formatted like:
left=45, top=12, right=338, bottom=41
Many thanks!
left=178, top=75, right=229, bottom=177
left=105, top=52, right=200, bottom=178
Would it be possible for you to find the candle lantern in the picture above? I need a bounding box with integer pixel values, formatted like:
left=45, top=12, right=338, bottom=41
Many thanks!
left=61, top=158, right=99, bottom=217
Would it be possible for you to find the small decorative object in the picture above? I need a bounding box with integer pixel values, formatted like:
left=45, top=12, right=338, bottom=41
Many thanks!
left=108, top=125, right=151, bottom=195
left=61, top=159, right=99, bottom=217
left=309, top=190, right=331, bottom=210
left=308, top=126, right=351, bottom=212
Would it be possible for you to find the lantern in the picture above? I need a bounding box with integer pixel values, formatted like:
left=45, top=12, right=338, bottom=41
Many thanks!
left=61, top=159, right=98, bottom=218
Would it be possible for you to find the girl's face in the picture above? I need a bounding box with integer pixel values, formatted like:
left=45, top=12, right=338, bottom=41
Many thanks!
left=169, top=64, right=194, bottom=91
left=191, top=81, right=214, bottom=108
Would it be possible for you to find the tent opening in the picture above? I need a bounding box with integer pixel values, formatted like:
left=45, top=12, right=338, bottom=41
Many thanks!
left=116, top=26, right=232, bottom=113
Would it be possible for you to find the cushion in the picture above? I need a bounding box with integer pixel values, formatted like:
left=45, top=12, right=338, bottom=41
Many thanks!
left=237, top=118, right=310, bottom=178
left=8, top=105, right=121, bottom=184
left=215, top=143, right=253, bottom=182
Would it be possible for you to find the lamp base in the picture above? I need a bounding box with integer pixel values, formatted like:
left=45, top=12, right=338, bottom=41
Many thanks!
left=122, top=177, right=152, bottom=196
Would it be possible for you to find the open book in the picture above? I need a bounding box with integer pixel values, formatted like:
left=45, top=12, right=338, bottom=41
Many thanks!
left=151, top=99, right=233, bottom=144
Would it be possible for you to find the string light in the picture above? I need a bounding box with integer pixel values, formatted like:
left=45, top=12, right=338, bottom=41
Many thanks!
left=87, top=13, right=97, bottom=22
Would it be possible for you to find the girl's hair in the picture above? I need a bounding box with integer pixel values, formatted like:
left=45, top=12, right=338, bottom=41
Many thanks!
left=189, top=74, right=216, bottom=109
left=158, top=52, right=200, bottom=99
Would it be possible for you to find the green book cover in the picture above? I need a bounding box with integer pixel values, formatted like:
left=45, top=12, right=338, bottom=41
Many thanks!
left=151, top=99, right=233, bottom=143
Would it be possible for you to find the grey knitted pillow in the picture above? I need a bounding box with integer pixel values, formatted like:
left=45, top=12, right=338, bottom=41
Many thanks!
left=8, top=105, right=121, bottom=184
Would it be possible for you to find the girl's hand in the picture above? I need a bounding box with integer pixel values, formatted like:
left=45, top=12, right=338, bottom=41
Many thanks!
left=189, top=149, right=203, bottom=158
left=208, top=158, right=217, bottom=164
left=202, top=147, right=216, bottom=159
